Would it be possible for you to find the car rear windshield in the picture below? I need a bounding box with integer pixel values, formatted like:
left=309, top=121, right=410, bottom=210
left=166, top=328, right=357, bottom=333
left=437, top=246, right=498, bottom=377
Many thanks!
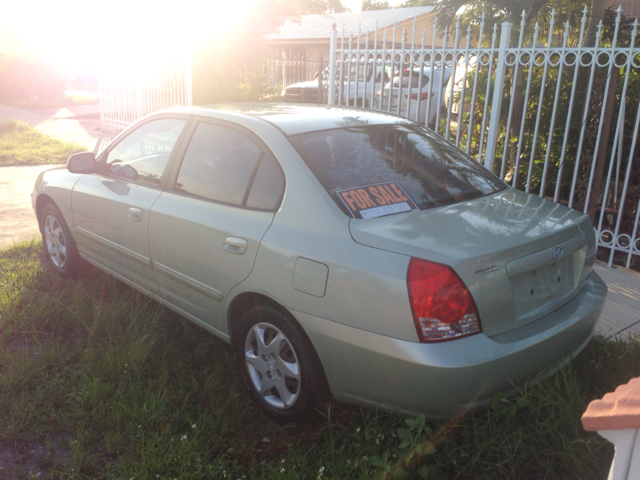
left=392, top=70, right=429, bottom=89
left=289, top=124, right=506, bottom=218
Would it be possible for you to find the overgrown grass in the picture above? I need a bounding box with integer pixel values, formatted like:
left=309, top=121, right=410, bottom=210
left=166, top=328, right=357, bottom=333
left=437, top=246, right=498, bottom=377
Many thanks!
left=0, top=120, right=85, bottom=166
left=1, top=240, right=638, bottom=479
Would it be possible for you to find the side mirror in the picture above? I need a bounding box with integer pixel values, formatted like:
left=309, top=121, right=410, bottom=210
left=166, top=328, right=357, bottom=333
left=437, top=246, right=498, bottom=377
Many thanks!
left=67, top=152, right=97, bottom=174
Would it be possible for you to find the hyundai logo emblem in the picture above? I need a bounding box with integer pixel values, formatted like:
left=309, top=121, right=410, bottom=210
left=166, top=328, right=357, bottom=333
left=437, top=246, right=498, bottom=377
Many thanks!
left=551, top=247, right=563, bottom=260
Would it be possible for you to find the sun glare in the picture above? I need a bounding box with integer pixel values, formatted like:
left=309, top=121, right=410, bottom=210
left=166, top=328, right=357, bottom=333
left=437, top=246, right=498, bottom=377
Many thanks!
left=1, top=0, right=254, bottom=74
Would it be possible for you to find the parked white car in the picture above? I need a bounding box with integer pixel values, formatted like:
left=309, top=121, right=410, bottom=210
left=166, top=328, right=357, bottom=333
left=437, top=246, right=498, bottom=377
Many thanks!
left=283, top=63, right=391, bottom=107
left=376, top=67, right=453, bottom=125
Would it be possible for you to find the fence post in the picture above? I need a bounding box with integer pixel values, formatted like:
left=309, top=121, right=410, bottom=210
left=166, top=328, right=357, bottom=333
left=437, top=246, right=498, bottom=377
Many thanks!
left=282, top=49, right=288, bottom=91
left=484, top=21, right=511, bottom=173
left=328, top=23, right=337, bottom=106
left=98, top=72, right=105, bottom=132
left=185, top=48, right=193, bottom=106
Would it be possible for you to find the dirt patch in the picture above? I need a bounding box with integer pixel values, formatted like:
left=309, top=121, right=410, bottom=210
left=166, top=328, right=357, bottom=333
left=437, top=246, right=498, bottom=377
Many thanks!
left=0, top=434, right=73, bottom=479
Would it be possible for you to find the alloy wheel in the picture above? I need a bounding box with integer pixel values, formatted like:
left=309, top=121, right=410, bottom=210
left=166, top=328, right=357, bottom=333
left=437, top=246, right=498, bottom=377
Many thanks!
left=44, top=214, right=67, bottom=268
left=244, top=322, right=301, bottom=410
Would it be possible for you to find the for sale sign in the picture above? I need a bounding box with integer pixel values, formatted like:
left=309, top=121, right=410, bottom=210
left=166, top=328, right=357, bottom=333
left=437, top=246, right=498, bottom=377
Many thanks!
left=335, top=182, right=419, bottom=219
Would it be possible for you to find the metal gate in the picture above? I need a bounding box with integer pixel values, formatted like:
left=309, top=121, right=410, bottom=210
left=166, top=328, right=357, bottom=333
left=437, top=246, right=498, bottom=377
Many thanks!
left=99, top=53, right=192, bottom=134
left=328, top=8, right=640, bottom=268
left=266, top=48, right=322, bottom=90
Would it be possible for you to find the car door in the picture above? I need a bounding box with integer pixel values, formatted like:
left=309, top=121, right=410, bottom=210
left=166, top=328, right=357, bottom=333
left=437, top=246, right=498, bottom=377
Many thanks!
left=71, top=116, right=190, bottom=295
left=148, top=119, right=285, bottom=334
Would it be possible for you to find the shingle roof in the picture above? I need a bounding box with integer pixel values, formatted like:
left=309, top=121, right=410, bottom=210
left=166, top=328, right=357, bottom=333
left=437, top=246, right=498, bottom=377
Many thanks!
left=267, top=6, right=435, bottom=41
left=606, top=0, right=640, bottom=20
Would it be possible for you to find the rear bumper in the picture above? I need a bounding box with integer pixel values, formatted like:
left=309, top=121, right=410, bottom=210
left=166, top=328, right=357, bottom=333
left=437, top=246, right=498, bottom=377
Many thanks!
left=295, top=271, right=607, bottom=418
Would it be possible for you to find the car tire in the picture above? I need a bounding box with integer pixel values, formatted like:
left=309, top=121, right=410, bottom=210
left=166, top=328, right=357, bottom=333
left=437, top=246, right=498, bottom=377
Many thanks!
left=41, top=203, right=82, bottom=277
left=237, top=305, right=324, bottom=423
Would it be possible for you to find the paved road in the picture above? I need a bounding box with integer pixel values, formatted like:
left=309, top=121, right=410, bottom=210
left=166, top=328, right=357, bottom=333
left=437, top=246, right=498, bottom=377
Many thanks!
left=0, top=103, right=112, bottom=153
left=0, top=102, right=113, bottom=249
left=0, top=164, right=59, bottom=249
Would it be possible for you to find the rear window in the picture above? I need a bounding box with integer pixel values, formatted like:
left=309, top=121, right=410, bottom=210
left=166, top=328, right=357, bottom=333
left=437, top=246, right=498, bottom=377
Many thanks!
left=289, top=124, right=506, bottom=218
left=392, top=71, right=429, bottom=89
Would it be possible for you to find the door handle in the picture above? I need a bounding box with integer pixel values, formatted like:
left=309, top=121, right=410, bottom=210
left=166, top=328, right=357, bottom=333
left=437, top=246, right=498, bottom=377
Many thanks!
left=224, top=237, right=248, bottom=255
left=127, top=207, right=142, bottom=222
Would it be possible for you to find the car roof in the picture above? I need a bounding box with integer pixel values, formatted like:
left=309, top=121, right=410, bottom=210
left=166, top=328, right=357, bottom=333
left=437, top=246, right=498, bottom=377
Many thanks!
left=165, top=103, right=413, bottom=136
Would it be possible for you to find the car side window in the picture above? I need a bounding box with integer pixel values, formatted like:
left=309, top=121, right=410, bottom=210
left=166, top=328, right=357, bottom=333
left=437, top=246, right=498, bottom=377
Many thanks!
left=105, top=119, right=186, bottom=186
left=175, top=122, right=283, bottom=210
left=245, top=156, right=283, bottom=210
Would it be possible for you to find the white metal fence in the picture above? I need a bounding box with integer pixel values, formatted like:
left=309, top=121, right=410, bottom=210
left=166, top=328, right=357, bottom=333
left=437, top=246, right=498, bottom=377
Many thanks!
left=266, top=59, right=321, bottom=88
left=99, top=54, right=192, bottom=134
left=328, top=7, right=640, bottom=268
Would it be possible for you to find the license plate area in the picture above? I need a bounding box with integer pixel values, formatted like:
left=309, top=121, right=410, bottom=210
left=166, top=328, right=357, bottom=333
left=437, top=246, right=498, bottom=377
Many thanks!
left=511, top=257, right=577, bottom=318
left=507, top=233, right=588, bottom=322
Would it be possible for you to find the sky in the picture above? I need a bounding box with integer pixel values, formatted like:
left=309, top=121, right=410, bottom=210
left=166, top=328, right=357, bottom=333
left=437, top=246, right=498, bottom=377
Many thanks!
left=0, top=0, right=405, bottom=73
left=0, top=0, right=255, bottom=72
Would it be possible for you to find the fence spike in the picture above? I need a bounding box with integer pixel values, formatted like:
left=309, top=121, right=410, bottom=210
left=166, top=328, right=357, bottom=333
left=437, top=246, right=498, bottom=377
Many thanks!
left=613, top=6, right=622, bottom=38
left=596, top=20, right=603, bottom=41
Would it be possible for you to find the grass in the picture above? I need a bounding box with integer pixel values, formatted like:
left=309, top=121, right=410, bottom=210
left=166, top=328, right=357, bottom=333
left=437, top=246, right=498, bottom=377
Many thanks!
left=1, top=240, right=639, bottom=479
left=0, top=120, right=85, bottom=166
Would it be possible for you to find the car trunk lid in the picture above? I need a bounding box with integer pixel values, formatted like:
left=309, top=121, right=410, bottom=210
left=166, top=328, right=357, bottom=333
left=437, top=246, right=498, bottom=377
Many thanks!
left=348, top=188, right=596, bottom=337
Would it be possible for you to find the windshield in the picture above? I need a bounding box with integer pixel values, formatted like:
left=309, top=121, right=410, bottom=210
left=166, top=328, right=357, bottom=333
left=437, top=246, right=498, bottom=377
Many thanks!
left=289, top=124, right=506, bottom=219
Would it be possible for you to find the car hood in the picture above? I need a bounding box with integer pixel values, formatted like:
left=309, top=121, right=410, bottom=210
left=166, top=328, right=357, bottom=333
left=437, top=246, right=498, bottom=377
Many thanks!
left=349, top=187, right=595, bottom=336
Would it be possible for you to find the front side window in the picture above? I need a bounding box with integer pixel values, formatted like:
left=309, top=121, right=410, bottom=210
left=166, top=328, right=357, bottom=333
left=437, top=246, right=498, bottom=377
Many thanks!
left=175, top=122, right=283, bottom=210
left=289, top=124, right=506, bottom=218
left=106, top=118, right=186, bottom=186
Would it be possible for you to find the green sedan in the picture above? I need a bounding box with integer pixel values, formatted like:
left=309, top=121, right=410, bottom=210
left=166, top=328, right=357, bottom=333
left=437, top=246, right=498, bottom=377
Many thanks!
left=32, top=103, right=607, bottom=422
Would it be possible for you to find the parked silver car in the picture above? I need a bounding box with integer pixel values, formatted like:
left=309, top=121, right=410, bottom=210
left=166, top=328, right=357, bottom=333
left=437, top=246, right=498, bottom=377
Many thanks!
left=32, top=104, right=606, bottom=422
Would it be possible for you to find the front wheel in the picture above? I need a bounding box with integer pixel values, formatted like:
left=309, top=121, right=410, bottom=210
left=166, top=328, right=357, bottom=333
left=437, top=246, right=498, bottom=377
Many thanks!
left=41, top=203, right=82, bottom=277
left=237, top=305, right=325, bottom=422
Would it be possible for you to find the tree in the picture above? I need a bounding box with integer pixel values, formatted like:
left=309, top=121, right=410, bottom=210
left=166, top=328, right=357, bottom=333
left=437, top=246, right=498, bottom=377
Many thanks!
left=192, top=0, right=348, bottom=105
left=402, top=0, right=549, bottom=26
left=362, top=0, right=392, bottom=10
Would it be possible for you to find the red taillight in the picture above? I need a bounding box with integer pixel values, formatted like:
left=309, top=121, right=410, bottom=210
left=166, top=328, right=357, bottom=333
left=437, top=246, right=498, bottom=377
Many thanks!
left=407, top=258, right=482, bottom=342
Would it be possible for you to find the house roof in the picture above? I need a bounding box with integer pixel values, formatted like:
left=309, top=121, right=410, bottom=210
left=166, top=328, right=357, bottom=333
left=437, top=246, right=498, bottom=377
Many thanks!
left=267, top=6, right=435, bottom=42
left=606, top=0, right=640, bottom=20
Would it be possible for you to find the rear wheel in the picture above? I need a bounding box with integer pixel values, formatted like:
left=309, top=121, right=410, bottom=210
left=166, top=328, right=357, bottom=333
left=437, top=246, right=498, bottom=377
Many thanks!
left=237, top=305, right=324, bottom=422
left=41, top=203, right=82, bottom=277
